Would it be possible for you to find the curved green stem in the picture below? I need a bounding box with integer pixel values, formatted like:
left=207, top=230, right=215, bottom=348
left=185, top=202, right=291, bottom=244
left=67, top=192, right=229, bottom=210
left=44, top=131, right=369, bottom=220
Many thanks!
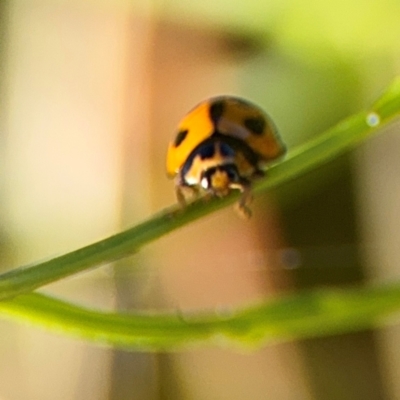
left=1, top=282, right=400, bottom=350
left=0, top=78, right=399, bottom=301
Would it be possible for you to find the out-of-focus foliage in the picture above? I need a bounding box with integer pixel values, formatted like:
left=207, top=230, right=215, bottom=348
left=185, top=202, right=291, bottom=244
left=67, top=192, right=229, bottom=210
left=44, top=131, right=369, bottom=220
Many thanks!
left=77, top=0, right=400, bottom=63
left=159, top=0, right=400, bottom=60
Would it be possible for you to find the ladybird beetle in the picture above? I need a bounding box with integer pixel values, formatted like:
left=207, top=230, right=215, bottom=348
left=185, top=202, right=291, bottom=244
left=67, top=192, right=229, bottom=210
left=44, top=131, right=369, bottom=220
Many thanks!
left=166, top=96, right=286, bottom=217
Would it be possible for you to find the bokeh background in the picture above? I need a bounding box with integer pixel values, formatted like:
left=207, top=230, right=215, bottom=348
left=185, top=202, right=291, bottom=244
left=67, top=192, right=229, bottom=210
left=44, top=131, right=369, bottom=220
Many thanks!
left=1, top=0, right=400, bottom=399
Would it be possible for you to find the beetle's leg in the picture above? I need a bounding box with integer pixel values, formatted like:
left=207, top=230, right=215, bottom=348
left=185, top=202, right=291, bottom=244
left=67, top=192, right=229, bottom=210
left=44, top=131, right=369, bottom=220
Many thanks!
left=175, top=186, right=186, bottom=207
left=175, top=176, right=200, bottom=207
left=233, top=168, right=266, bottom=218
left=231, top=178, right=253, bottom=219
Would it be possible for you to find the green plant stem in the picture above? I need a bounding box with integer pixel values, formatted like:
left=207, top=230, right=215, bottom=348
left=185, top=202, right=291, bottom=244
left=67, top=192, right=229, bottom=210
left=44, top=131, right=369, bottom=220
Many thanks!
left=1, top=283, right=400, bottom=350
left=0, top=78, right=399, bottom=301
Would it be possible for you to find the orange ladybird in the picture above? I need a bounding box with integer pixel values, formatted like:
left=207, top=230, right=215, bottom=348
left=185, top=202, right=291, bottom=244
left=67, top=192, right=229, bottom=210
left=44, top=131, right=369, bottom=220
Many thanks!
left=166, top=96, right=286, bottom=217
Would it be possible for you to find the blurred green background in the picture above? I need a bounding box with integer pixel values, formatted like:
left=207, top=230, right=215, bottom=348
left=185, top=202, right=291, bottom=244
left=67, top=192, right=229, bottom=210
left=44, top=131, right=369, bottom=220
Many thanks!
left=0, top=0, right=399, bottom=399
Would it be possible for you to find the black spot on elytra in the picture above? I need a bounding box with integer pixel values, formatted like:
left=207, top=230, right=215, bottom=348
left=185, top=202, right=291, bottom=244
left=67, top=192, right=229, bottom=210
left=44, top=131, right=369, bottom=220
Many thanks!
left=244, top=117, right=265, bottom=135
left=174, top=129, right=189, bottom=147
left=209, top=101, right=225, bottom=124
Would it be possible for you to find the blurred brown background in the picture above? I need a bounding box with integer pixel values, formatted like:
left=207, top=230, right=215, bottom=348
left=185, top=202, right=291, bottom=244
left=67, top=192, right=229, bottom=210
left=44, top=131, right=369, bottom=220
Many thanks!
left=0, top=0, right=400, bottom=399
